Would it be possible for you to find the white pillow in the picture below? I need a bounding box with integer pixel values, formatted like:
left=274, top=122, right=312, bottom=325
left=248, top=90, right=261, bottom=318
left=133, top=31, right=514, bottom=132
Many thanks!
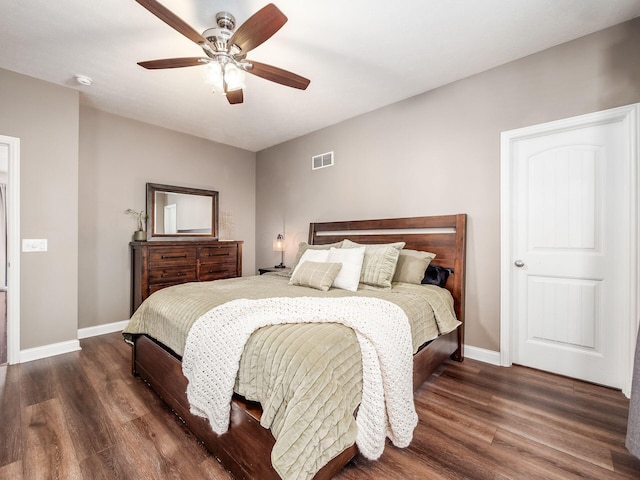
left=327, top=246, right=365, bottom=292
left=289, top=248, right=330, bottom=278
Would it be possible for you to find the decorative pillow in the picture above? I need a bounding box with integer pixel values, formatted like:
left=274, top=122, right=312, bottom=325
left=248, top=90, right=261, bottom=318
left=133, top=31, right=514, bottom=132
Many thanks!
left=393, top=249, right=436, bottom=284
left=291, top=241, right=344, bottom=273
left=422, top=264, right=452, bottom=288
left=289, top=248, right=331, bottom=278
left=327, top=246, right=366, bottom=292
left=342, top=239, right=405, bottom=289
left=289, top=261, right=342, bottom=291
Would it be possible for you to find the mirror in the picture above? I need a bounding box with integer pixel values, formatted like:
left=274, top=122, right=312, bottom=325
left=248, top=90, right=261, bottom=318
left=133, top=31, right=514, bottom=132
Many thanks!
left=146, top=183, right=219, bottom=240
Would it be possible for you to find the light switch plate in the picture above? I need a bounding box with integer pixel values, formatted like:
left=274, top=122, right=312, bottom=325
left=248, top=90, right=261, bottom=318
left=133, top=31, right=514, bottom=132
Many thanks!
left=22, top=239, right=48, bottom=252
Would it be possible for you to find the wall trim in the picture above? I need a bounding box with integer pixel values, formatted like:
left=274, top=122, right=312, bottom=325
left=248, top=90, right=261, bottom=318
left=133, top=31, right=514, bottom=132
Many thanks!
left=78, top=320, right=129, bottom=339
left=464, top=345, right=501, bottom=366
left=16, top=320, right=128, bottom=363
left=20, top=339, right=80, bottom=363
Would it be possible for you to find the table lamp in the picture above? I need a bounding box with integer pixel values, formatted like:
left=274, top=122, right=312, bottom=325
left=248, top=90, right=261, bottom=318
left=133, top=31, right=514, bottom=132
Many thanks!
left=273, top=234, right=286, bottom=268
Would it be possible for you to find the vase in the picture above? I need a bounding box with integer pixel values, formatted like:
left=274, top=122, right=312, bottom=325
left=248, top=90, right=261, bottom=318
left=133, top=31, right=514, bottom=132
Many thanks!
left=133, top=230, right=146, bottom=241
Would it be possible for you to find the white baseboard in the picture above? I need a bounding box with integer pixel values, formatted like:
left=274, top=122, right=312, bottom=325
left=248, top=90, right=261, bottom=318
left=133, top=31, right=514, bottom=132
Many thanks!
left=20, top=339, right=81, bottom=363
left=78, top=320, right=129, bottom=339
left=16, top=320, right=129, bottom=364
left=464, top=344, right=501, bottom=366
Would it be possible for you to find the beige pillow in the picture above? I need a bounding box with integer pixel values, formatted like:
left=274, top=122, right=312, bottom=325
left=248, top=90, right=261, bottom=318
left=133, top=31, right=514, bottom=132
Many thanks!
left=393, top=249, right=436, bottom=284
left=289, top=248, right=330, bottom=278
left=288, top=261, right=342, bottom=291
left=291, top=241, right=344, bottom=273
left=342, top=239, right=406, bottom=288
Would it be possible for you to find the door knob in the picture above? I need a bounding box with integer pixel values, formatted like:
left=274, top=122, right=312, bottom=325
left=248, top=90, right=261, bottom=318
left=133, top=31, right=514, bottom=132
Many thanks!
left=514, top=259, right=525, bottom=268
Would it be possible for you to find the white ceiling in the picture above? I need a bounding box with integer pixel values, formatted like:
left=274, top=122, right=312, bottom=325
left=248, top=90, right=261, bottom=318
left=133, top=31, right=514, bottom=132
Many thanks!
left=2, top=1, right=640, bottom=152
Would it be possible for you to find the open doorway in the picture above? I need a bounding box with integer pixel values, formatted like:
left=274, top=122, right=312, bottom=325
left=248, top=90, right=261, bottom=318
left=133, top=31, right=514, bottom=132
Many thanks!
left=0, top=135, right=19, bottom=365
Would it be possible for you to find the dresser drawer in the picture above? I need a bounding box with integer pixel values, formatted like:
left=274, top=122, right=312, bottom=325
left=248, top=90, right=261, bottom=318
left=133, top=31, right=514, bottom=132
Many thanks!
left=131, top=240, right=243, bottom=315
left=148, top=265, right=197, bottom=285
left=199, top=244, right=237, bottom=264
left=149, top=247, right=197, bottom=266
left=199, top=264, right=239, bottom=282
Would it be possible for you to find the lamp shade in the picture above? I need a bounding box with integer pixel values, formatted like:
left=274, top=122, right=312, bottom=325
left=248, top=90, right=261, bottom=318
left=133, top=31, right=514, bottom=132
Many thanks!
left=273, top=234, right=285, bottom=252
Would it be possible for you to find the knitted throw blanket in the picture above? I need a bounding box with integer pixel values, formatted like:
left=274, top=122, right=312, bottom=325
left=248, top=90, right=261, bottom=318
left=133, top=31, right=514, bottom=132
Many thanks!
left=182, top=296, right=418, bottom=460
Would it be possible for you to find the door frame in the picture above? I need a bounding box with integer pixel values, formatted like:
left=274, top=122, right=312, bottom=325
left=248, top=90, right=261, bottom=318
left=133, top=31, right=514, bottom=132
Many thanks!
left=0, top=134, right=20, bottom=365
left=500, top=104, right=639, bottom=397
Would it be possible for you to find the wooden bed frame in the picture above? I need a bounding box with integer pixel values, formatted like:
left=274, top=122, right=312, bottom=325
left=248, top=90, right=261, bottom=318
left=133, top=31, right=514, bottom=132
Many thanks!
left=129, top=214, right=467, bottom=480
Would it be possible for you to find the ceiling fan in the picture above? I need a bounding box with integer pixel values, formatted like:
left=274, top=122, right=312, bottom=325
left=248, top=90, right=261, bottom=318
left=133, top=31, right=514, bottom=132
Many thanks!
left=134, top=0, right=310, bottom=104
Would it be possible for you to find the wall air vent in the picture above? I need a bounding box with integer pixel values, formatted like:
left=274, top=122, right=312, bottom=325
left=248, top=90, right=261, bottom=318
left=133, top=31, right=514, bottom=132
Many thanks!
left=311, top=151, right=334, bottom=170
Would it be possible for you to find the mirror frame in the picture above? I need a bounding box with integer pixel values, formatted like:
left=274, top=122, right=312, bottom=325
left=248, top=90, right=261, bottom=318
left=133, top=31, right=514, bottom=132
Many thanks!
left=146, top=183, right=219, bottom=241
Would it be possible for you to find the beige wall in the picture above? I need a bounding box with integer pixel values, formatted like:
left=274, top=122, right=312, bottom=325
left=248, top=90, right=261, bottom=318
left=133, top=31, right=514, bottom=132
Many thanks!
left=78, top=107, right=256, bottom=328
left=256, top=19, right=640, bottom=352
left=0, top=67, right=256, bottom=348
left=0, top=68, right=79, bottom=350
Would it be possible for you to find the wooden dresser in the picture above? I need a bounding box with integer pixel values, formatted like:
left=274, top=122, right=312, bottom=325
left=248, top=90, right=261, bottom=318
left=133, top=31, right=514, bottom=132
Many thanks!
left=130, top=240, right=243, bottom=314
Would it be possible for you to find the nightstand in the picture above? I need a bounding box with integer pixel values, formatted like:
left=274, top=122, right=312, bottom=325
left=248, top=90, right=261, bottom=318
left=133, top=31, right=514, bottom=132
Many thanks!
left=258, top=267, right=291, bottom=275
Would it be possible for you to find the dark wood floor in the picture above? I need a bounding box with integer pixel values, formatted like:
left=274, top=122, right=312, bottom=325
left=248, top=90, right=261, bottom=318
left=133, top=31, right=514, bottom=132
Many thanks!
left=1, top=332, right=640, bottom=479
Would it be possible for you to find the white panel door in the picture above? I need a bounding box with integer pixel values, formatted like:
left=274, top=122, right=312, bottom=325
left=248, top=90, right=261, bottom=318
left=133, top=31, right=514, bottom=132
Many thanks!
left=511, top=120, right=629, bottom=388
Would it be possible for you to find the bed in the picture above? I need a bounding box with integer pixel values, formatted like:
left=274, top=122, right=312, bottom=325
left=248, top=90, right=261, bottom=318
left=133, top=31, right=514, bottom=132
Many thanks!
left=123, top=214, right=467, bottom=480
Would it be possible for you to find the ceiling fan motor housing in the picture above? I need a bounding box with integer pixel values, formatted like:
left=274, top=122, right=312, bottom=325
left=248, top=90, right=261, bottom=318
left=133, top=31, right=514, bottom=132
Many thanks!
left=216, top=11, right=235, bottom=30
left=201, top=11, right=236, bottom=52
left=202, top=27, right=229, bottom=52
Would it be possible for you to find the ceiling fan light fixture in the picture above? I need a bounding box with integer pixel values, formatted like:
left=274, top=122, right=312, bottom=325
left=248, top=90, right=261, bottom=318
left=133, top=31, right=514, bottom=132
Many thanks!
left=206, top=62, right=222, bottom=82
left=205, top=61, right=245, bottom=93
left=224, top=63, right=245, bottom=91
left=205, top=62, right=224, bottom=93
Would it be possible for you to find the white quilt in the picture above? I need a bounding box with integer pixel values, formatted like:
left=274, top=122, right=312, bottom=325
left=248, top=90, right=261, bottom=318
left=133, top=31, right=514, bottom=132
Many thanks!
left=182, top=296, right=419, bottom=460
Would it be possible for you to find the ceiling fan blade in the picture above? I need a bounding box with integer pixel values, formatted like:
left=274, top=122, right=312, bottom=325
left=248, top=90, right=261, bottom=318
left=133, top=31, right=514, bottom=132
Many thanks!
left=229, top=3, right=287, bottom=54
left=138, top=57, right=210, bottom=69
left=135, top=0, right=210, bottom=47
left=246, top=60, right=310, bottom=90
left=226, top=89, right=244, bottom=104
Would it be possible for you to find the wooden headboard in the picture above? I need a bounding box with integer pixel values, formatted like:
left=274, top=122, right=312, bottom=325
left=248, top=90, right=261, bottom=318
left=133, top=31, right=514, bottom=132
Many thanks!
left=309, top=214, right=467, bottom=330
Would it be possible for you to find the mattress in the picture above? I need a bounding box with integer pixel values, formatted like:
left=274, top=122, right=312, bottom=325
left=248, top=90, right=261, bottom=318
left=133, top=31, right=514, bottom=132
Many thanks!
left=123, top=272, right=460, bottom=479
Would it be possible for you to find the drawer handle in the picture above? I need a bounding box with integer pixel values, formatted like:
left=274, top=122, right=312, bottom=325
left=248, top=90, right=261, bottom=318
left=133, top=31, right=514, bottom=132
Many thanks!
left=207, top=269, right=227, bottom=274
left=161, top=272, right=187, bottom=278
left=161, top=254, right=188, bottom=259
left=207, top=252, right=230, bottom=257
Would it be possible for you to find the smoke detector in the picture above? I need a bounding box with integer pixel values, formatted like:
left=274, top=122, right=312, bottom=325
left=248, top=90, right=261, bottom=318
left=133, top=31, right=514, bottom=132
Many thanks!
left=74, top=74, right=93, bottom=86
